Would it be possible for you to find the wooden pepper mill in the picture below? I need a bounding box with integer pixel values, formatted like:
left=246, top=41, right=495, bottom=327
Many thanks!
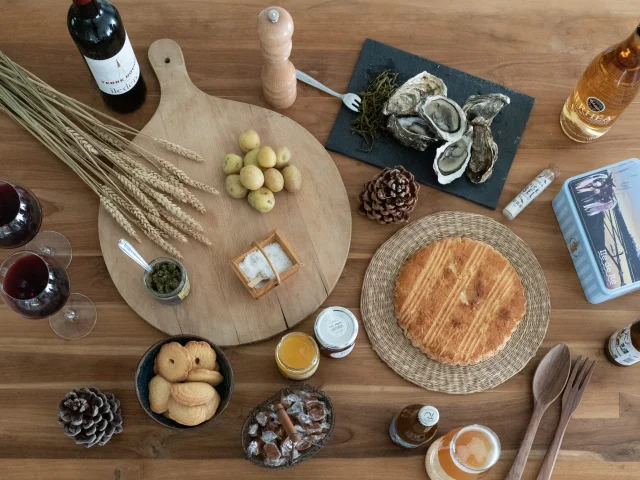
left=258, top=6, right=296, bottom=109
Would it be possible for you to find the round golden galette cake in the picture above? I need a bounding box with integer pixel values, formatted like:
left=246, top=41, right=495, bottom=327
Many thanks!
left=394, top=237, right=527, bottom=365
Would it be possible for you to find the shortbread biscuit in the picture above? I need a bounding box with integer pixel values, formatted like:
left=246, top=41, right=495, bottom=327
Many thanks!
left=156, top=342, right=192, bottom=382
left=186, top=368, right=224, bottom=386
left=167, top=391, right=220, bottom=426
left=185, top=341, right=217, bottom=370
left=148, top=375, right=172, bottom=414
left=171, top=381, right=215, bottom=407
left=213, top=362, right=220, bottom=372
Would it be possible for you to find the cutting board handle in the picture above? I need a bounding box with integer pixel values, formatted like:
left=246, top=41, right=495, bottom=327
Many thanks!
left=148, top=39, right=196, bottom=99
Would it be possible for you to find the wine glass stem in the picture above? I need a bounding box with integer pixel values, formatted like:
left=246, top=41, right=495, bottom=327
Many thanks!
left=41, top=246, right=53, bottom=256
left=65, top=309, right=77, bottom=322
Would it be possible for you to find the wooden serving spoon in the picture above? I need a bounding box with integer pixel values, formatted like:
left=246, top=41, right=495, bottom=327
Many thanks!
left=505, top=344, right=572, bottom=480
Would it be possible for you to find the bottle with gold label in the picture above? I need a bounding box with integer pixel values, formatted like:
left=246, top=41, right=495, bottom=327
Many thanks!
left=389, top=404, right=439, bottom=448
left=605, top=319, right=640, bottom=367
left=560, top=24, right=640, bottom=142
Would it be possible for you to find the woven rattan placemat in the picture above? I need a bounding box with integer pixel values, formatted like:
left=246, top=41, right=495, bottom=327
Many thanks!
left=361, top=212, right=550, bottom=394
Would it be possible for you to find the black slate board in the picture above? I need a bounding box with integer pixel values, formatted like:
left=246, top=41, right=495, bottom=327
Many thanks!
left=325, top=39, right=535, bottom=209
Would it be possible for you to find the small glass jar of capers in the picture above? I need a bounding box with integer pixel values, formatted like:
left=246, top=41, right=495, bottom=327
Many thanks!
left=143, top=257, right=190, bottom=305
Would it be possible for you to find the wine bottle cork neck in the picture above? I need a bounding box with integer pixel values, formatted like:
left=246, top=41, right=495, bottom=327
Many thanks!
left=72, top=0, right=95, bottom=5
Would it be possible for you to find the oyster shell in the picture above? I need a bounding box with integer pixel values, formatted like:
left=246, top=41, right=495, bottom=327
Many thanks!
left=383, top=71, right=447, bottom=116
left=433, top=128, right=473, bottom=184
left=466, top=118, right=498, bottom=184
left=386, top=115, right=438, bottom=151
left=416, top=95, right=467, bottom=143
left=462, top=93, right=510, bottom=125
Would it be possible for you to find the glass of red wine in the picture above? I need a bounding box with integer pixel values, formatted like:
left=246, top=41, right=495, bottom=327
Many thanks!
left=0, top=180, right=73, bottom=268
left=0, top=251, right=97, bottom=339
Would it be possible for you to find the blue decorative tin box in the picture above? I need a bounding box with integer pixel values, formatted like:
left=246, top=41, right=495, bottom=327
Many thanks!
left=553, top=158, right=640, bottom=304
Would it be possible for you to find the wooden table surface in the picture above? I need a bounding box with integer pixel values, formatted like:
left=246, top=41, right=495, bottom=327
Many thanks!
left=1, top=1, right=639, bottom=479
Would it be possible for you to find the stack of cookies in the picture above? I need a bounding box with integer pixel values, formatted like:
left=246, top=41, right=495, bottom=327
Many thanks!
left=149, top=341, right=224, bottom=426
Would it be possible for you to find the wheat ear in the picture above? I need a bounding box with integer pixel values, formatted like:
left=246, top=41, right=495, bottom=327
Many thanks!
left=114, top=173, right=159, bottom=216
left=155, top=156, right=219, bottom=195
left=65, top=127, right=99, bottom=155
left=147, top=214, right=188, bottom=243
left=100, top=196, right=141, bottom=242
left=135, top=181, right=204, bottom=232
left=102, top=185, right=162, bottom=236
left=152, top=137, right=204, bottom=162
left=158, top=209, right=213, bottom=246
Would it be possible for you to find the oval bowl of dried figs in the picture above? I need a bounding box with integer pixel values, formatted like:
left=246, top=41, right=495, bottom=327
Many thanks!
left=241, top=384, right=335, bottom=469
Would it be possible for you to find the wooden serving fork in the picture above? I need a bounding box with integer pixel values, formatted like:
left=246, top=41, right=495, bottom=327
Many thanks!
left=535, top=356, right=596, bottom=480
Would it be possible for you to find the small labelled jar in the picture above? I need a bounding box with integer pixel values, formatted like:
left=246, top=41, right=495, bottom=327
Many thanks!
left=143, top=257, right=190, bottom=305
left=275, top=332, right=320, bottom=380
left=314, top=307, right=359, bottom=358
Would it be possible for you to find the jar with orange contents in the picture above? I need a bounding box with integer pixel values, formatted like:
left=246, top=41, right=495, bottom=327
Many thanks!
left=275, top=332, right=320, bottom=380
left=425, top=425, right=501, bottom=480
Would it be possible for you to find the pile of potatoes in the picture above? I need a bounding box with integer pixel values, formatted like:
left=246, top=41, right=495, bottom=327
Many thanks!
left=223, top=129, right=303, bottom=213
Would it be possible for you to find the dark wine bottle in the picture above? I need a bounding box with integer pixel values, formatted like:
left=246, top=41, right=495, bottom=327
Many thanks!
left=68, top=0, right=146, bottom=113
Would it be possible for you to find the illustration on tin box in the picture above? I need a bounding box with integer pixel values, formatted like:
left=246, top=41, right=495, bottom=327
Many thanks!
left=570, top=162, right=640, bottom=289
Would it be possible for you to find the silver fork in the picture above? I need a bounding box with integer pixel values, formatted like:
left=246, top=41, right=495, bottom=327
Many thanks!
left=535, top=355, right=597, bottom=480
left=295, top=70, right=361, bottom=112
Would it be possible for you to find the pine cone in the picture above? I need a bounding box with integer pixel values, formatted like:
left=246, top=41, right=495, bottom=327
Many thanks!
left=358, top=166, right=420, bottom=224
left=58, top=387, right=123, bottom=448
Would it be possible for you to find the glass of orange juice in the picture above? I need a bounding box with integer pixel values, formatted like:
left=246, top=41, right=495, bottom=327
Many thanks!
left=425, top=425, right=501, bottom=480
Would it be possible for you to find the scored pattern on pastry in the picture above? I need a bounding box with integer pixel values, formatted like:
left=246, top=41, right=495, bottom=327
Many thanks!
left=394, top=237, right=526, bottom=365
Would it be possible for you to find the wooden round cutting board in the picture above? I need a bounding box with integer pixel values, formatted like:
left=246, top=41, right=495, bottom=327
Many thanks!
left=97, top=39, right=351, bottom=346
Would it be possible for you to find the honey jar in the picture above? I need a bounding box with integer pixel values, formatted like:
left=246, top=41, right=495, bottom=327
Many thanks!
left=275, top=332, right=320, bottom=380
left=314, top=307, right=358, bottom=358
left=425, top=425, right=501, bottom=480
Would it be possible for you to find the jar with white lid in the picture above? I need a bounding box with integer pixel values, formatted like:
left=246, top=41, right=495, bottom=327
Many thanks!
left=313, top=307, right=358, bottom=358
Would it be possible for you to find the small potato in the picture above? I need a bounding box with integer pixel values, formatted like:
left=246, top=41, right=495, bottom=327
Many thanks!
left=257, top=146, right=277, bottom=169
left=238, top=129, right=260, bottom=153
left=222, top=153, right=243, bottom=175
left=263, top=168, right=284, bottom=193
left=275, top=146, right=291, bottom=169
left=282, top=165, right=302, bottom=192
left=239, top=165, right=264, bottom=190
left=225, top=174, right=249, bottom=199
left=248, top=187, right=275, bottom=213
left=244, top=149, right=260, bottom=168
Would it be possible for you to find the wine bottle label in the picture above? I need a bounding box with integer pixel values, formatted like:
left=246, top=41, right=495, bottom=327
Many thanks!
left=586, top=97, right=606, bottom=113
left=84, top=33, right=140, bottom=95
left=608, top=322, right=640, bottom=366
left=576, top=95, right=612, bottom=125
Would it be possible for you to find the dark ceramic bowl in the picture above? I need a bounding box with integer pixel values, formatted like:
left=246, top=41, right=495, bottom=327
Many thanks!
left=135, top=334, right=234, bottom=430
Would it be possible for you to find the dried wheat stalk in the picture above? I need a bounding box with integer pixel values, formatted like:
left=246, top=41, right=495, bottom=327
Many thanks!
left=0, top=50, right=217, bottom=258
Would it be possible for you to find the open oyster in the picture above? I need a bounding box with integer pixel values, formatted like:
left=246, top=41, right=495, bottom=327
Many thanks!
left=416, top=96, right=467, bottom=143
left=433, top=128, right=473, bottom=184
left=386, top=115, right=438, bottom=151
left=466, top=118, right=498, bottom=184
left=462, top=94, right=510, bottom=125
left=383, top=71, right=447, bottom=116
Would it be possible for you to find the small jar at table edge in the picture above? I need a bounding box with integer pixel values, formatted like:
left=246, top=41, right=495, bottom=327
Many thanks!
left=143, top=257, right=190, bottom=305
left=275, top=332, right=320, bottom=380
left=314, top=306, right=359, bottom=358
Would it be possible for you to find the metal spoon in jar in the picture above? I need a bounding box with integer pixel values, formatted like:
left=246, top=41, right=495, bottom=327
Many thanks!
left=118, top=239, right=153, bottom=273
